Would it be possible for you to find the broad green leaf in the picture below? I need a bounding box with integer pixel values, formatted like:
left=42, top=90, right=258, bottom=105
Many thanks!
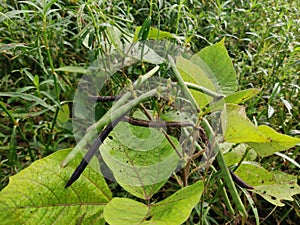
left=103, top=180, right=204, bottom=225
left=247, top=125, right=300, bottom=157
left=235, top=162, right=275, bottom=187
left=149, top=180, right=203, bottom=224
left=208, top=88, right=261, bottom=112
left=101, top=121, right=181, bottom=199
left=133, top=26, right=176, bottom=42
left=222, top=104, right=300, bottom=157
left=0, top=149, right=112, bottom=225
left=221, top=104, right=268, bottom=143
left=176, top=56, right=215, bottom=108
left=192, top=38, right=238, bottom=95
left=233, top=163, right=300, bottom=206
left=104, top=198, right=149, bottom=225
left=55, top=66, right=89, bottom=74
left=252, top=171, right=300, bottom=206
left=189, top=53, right=220, bottom=89
left=117, top=181, right=167, bottom=201
left=225, top=88, right=261, bottom=104
left=254, top=185, right=300, bottom=207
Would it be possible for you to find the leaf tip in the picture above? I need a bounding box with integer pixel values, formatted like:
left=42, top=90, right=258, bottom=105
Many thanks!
left=220, top=37, right=226, bottom=46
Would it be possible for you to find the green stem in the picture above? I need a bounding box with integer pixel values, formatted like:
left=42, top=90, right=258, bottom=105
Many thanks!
left=42, top=14, right=59, bottom=100
left=185, top=82, right=224, bottom=99
left=216, top=146, right=247, bottom=216
left=45, top=107, right=60, bottom=154
left=168, top=56, right=200, bottom=112
left=149, top=0, right=153, bottom=18
left=233, top=147, right=249, bottom=171
left=203, top=118, right=247, bottom=217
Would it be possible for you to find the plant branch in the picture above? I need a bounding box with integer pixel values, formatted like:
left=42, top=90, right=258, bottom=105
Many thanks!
left=203, top=118, right=248, bottom=217
left=168, top=55, right=200, bottom=112
left=185, top=82, right=225, bottom=99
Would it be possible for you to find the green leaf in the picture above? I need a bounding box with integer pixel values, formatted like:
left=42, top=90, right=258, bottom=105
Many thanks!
left=247, top=125, right=300, bottom=157
left=233, top=163, right=300, bottom=206
left=0, top=10, right=35, bottom=23
left=0, top=92, right=55, bottom=112
left=137, top=17, right=152, bottom=41
left=103, top=180, right=204, bottom=225
left=104, top=198, right=149, bottom=225
left=192, top=38, right=238, bottom=95
left=0, top=149, right=112, bottom=225
left=10, top=109, right=50, bottom=119
left=55, top=66, right=89, bottom=74
left=0, top=43, right=27, bottom=52
left=176, top=56, right=215, bottom=108
left=221, top=104, right=268, bottom=143
left=252, top=171, right=300, bottom=206
left=149, top=180, right=204, bottom=224
left=222, top=104, right=300, bottom=157
left=57, top=104, right=70, bottom=123
left=33, top=75, right=39, bottom=87
left=235, top=162, right=276, bottom=187
left=221, top=143, right=257, bottom=165
left=225, top=88, right=261, bottom=104
left=117, top=181, right=167, bottom=201
left=208, top=88, right=261, bottom=112
left=133, top=26, right=176, bottom=42
left=101, top=121, right=181, bottom=199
